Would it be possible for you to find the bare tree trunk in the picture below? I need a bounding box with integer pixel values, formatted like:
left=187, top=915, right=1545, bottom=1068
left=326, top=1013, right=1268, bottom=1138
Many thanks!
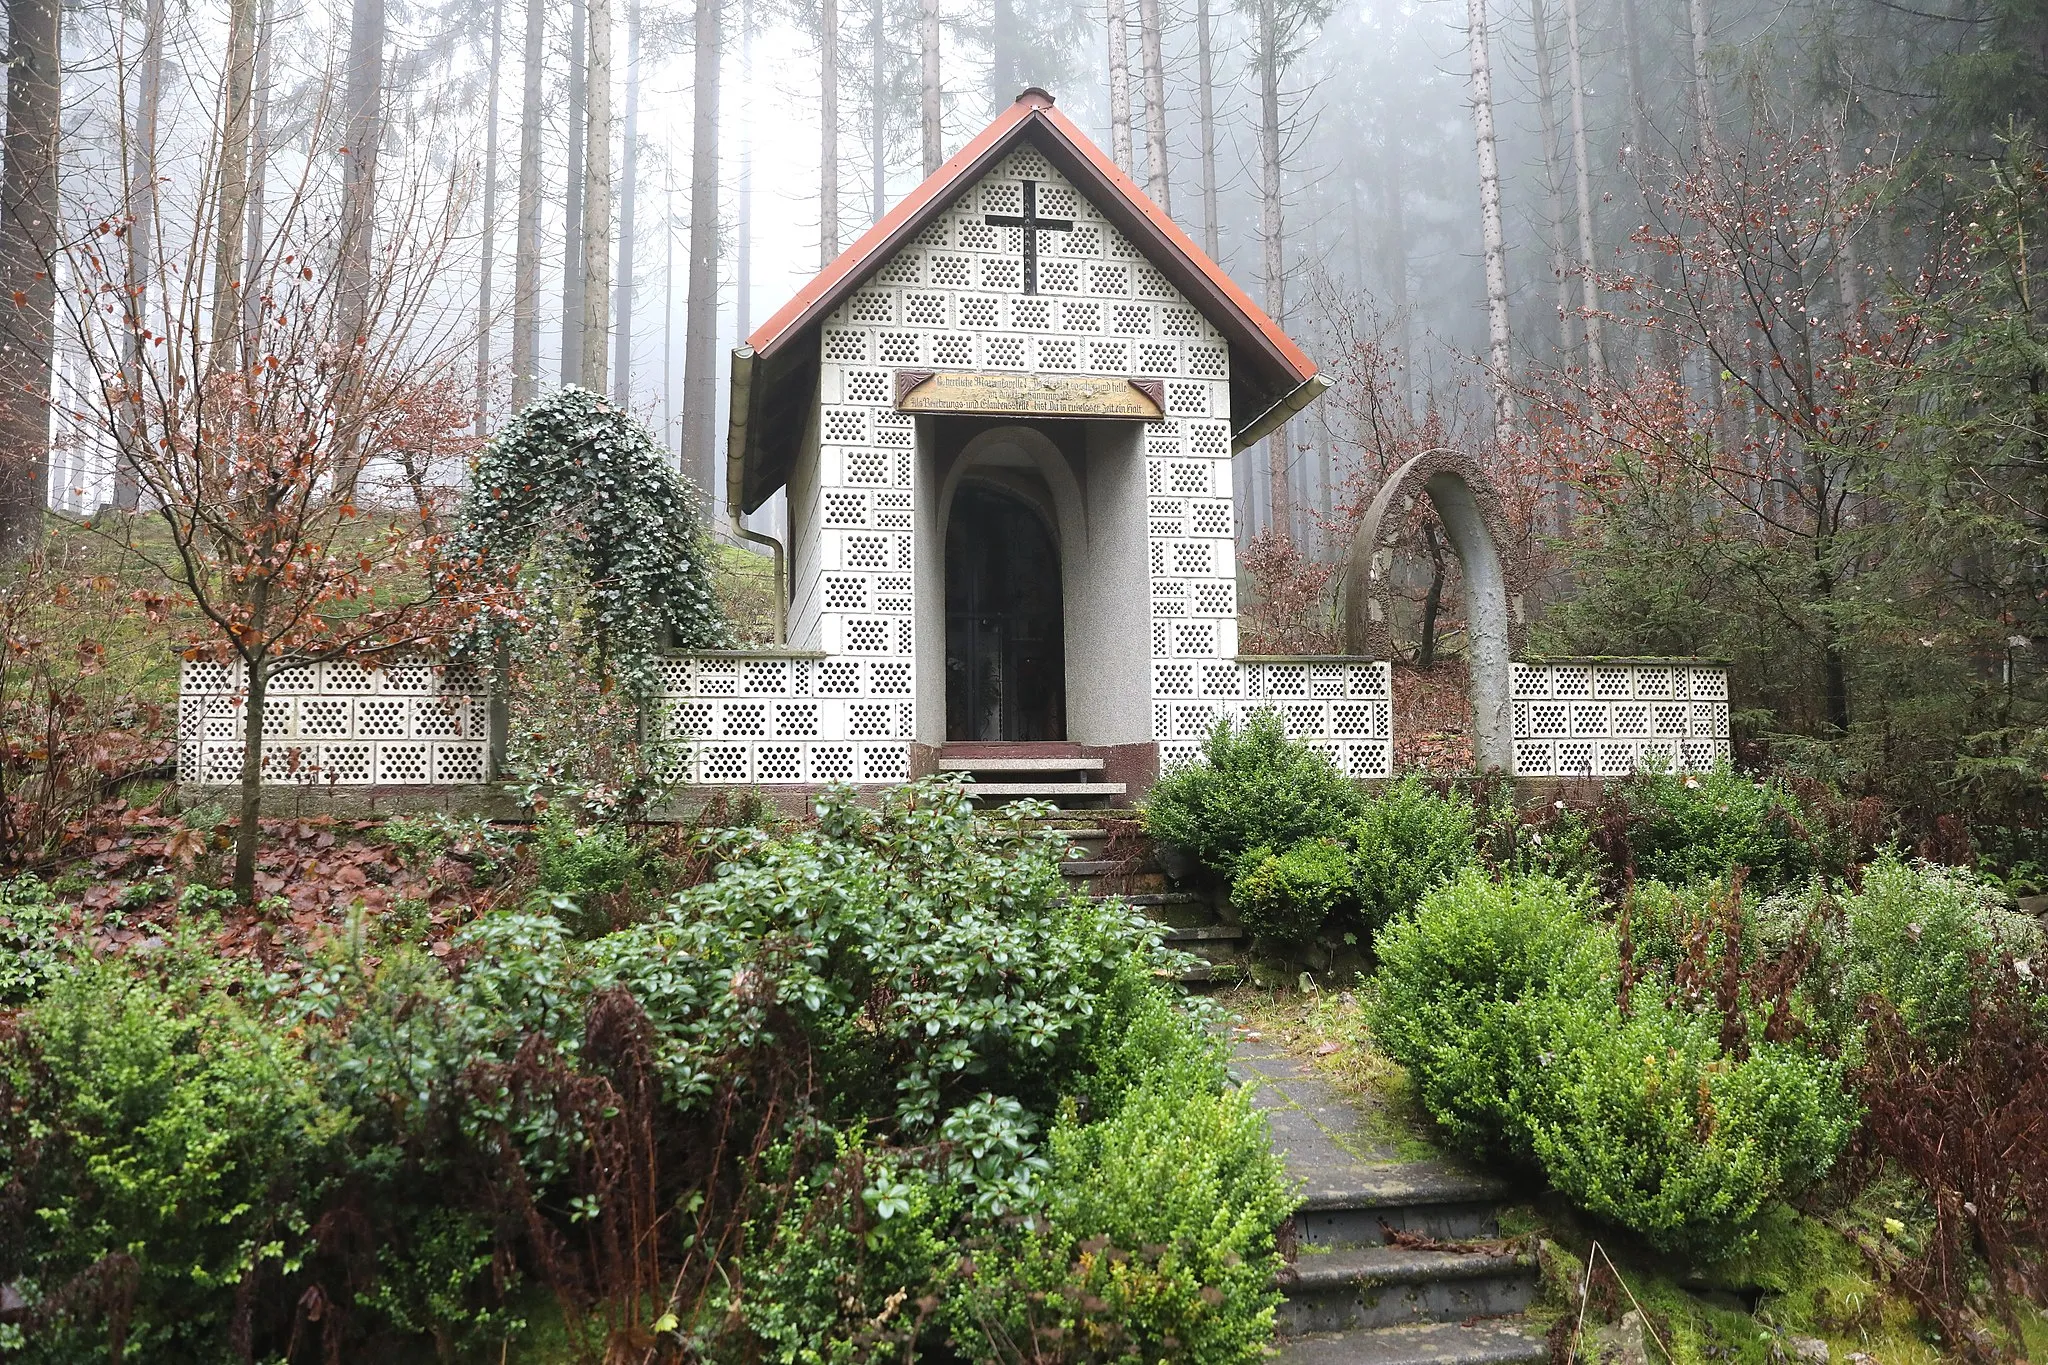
left=1464, top=0, right=1513, bottom=449
left=1530, top=0, right=1573, bottom=356
left=511, top=0, right=545, bottom=407
left=242, top=0, right=274, bottom=350
left=1619, top=0, right=1679, bottom=376
left=1196, top=0, right=1218, bottom=258
left=870, top=0, right=885, bottom=221
left=560, top=0, right=586, bottom=385
left=232, top=640, right=270, bottom=902
left=612, top=0, right=640, bottom=403
left=1137, top=0, right=1168, bottom=210
left=476, top=0, right=502, bottom=429
left=1562, top=0, right=1602, bottom=372
left=739, top=0, right=753, bottom=335
left=1106, top=0, right=1132, bottom=173
left=1687, top=0, right=1716, bottom=145
left=212, top=0, right=259, bottom=367
left=329, top=0, right=382, bottom=493
left=664, top=175, right=676, bottom=453
left=921, top=0, right=941, bottom=173
left=682, top=0, right=722, bottom=497
left=821, top=0, right=839, bottom=262
left=1255, top=0, right=1287, bottom=534
left=1823, top=108, right=1860, bottom=321
left=115, top=0, right=164, bottom=512
left=988, top=0, right=1012, bottom=108
left=0, top=0, right=58, bottom=556
left=580, top=0, right=613, bottom=392
left=1382, top=137, right=1413, bottom=413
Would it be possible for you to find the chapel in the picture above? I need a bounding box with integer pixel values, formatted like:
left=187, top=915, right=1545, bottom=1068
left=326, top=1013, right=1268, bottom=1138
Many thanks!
left=714, top=87, right=1360, bottom=801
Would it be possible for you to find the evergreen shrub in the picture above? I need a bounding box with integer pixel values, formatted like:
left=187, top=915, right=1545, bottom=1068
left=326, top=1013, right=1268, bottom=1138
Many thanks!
left=1614, top=766, right=1812, bottom=892
left=1369, top=870, right=1855, bottom=1256
left=1348, top=775, right=1478, bottom=930
left=1142, top=711, right=1365, bottom=877
left=1232, top=838, right=1355, bottom=944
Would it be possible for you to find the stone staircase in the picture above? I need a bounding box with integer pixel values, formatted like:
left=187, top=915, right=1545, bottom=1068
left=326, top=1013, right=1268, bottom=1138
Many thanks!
left=1050, top=821, right=1247, bottom=983
left=938, top=743, right=1126, bottom=808
left=1234, top=1040, right=1547, bottom=1365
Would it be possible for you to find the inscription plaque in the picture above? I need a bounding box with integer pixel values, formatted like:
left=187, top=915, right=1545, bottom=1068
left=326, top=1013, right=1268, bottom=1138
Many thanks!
left=893, top=370, right=1164, bottom=420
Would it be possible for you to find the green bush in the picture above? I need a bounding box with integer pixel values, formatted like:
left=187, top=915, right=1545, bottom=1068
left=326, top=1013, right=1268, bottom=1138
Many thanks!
left=0, top=875, right=70, bottom=1005
left=1349, top=775, right=1478, bottom=930
left=741, top=1137, right=968, bottom=1365
left=1526, top=1002, right=1856, bottom=1258
left=1809, top=853, right=2046, bottom=1053
left=1615, top=766, right=1811, bottom=892
left=1368, top=870, right=1613, bottom=1157
left=1142, top=710, right=1365, bottom=877
left=1369, top=870, right=1854, bottom=1256
left=1232, top=838, right=1355, bottom=943
left=0, top=941, right=349, bottom=1360
left=951, top=1066, right=1291, bottom=1365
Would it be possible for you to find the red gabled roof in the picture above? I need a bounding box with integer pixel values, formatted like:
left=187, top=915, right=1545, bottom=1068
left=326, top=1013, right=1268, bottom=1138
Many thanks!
left=728, top=88, right=1321, bottom=514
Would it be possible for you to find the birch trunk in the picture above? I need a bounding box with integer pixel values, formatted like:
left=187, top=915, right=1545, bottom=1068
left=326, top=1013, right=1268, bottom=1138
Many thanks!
left=1106, top=0, right=1133, bottom=174
left=920, top=0, right=940, bottom=173
left=1562, top=0, right=1602, bottom=372
left=476, top=0, right=502, bottom=429
left=1464, top=0, right=1513, bottom=449
left=1196, top=0, right=1218, bottom=257
left=580, top=0, right=613, bottom=393
left=212, top=0, right=259, bottom=366
left=1530, top=0, right=1572, bottom=356
left=116, top=0, right=164, bottom=511
left=821, top=0, right=839, bottom=262
left=1137, top=0, right=1169, bottom=210
left=0, top=0, right=58, bottom=555
left=681, top=0, right=723, bottom=498
left=612, top=0, right=640, bottom=402
left=560, top=0, right=586, bottom=385
left=511, top=0, right=544, bottom=407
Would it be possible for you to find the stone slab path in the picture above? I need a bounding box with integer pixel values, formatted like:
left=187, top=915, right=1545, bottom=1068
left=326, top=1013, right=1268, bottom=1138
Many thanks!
left=1230, top=1039, right=1549, bottom=1365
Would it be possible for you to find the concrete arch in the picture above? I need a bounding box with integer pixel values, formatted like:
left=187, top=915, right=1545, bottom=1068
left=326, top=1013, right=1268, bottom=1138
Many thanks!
left=1341, top=449, right=1528, bottom=774
left=938, top=424, right=1087, bottom=555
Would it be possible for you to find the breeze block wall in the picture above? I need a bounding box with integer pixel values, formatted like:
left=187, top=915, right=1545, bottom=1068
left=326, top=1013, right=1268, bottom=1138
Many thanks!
left=176, top=658, right=489, bottom=786
left=1510, top=660, right=1731, bottom=777
left=1154, top=659, right=1394, bottom=780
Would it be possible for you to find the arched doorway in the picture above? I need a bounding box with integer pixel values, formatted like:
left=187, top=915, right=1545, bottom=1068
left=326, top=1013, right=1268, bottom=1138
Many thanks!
left=945, top=483, right=1066, bottom=740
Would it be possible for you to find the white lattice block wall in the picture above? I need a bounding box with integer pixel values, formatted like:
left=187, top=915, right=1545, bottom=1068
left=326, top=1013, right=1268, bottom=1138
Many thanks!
left=1154, top=659, right=1394, bottom=780
left=652, top=653, right=911, bottom=785
left=1510, top=661, right=1730, bottom=777
left=177, top=658, right=489, bottom=786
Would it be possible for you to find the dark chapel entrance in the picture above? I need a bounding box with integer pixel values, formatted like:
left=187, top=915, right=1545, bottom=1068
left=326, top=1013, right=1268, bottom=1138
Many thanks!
left=945, top=483, right=1066, bottom=741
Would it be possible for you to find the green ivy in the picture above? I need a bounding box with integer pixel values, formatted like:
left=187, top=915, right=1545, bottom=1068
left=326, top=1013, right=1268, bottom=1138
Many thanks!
left=451, top=387, right=731, bottom=700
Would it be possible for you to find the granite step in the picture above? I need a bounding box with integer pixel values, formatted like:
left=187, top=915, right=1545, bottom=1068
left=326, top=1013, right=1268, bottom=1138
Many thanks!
left=1232, top=1041, right=1547, bottom=1365
left=1277, top=1245, right=1538, bottom=1335
left=1272, top=1321, right=1547, bottom=1365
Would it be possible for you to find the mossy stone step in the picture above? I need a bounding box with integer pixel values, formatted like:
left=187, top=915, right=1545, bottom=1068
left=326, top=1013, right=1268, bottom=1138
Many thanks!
left=1276, top=1245, right=1538, bottom=1335
left=1272, top=1321, right=1547, bottom=1365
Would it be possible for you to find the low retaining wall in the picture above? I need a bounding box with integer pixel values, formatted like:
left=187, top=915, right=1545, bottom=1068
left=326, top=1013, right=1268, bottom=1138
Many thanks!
left=175, top=654, right=1733, bottom=789
left=1509, top=659, right=1730, bottom=777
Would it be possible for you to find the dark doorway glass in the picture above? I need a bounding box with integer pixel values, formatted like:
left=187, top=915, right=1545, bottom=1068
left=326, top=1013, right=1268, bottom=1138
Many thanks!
left=945, top=484, right=1065, bottom=740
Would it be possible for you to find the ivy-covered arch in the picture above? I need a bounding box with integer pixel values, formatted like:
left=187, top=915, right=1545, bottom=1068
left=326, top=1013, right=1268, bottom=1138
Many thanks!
left=452, top=387, right=731, bottom=699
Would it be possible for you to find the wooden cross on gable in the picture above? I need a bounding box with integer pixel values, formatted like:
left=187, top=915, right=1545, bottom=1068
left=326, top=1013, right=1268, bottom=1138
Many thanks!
left=983, top=180, right=1072, bottom=295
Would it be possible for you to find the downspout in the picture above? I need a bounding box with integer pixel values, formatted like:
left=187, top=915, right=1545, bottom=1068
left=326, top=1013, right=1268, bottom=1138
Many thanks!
left=724, top=345, right=787, bottom=644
